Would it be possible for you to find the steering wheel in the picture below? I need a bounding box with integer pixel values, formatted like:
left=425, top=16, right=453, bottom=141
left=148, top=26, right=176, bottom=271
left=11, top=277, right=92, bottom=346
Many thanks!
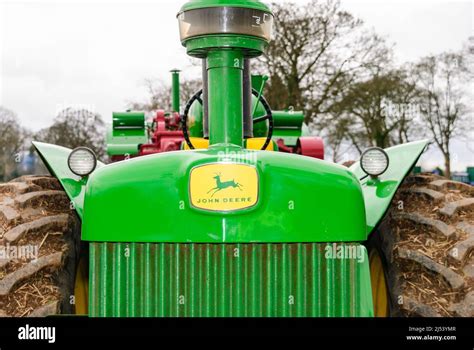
left=182, top=89, right=273, bottom=150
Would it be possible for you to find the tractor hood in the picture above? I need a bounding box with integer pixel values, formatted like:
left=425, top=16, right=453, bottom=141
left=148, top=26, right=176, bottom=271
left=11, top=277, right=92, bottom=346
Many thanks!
left=34, top=140, right=428, bottom=242
left=81, top=147, right=367, bottom=243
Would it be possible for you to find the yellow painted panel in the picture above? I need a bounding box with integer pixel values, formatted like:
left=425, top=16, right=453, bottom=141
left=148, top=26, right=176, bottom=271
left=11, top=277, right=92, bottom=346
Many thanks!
left=189, top=163, right=259, bottom=211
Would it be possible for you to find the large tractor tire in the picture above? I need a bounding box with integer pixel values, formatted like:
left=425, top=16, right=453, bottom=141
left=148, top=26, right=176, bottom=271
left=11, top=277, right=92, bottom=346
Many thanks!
left=370, top=174, right=474, bottom=317
left=0, top=175, right=81, bottom=317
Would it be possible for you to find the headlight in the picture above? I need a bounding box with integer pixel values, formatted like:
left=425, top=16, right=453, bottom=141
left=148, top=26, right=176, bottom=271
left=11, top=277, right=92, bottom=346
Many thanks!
left=68, top=147, right=97, bottom=177
left=360, top=147, right=389, bottom=177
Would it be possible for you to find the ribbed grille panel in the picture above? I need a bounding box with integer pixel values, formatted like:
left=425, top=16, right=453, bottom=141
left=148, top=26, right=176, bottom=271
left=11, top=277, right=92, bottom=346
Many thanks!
left=89, top=243, right=371, bottom=317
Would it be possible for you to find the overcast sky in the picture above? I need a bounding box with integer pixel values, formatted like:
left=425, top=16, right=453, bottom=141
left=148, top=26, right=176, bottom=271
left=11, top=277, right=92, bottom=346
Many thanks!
left=0, top=0, right=472, bottom=170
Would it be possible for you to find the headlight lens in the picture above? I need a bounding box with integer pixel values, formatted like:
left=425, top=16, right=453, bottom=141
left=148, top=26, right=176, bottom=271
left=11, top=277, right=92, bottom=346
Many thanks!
left=68, top=147, right=97, bottom=177
left=360, top=147, right=389, bottom=177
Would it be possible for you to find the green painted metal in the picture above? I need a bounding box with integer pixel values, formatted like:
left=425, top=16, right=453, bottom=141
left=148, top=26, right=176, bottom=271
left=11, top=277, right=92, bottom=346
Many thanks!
left=273, top=111, right=304, bottom=127
left=251, top=74, right=264, bottom=91
left=207, top=50, right=244, bottom=146
left=184, top=35, right=268, bottom=58
left=186, top=90, right=267, bottom=138
left=271, top=111, right=306, bottom=146
left=252, top=97, right=268, bottom=137
left=180, top=0, right=272, bottom=13
left=89, top=242, right=373, bottom=317
left=272, top=129, right=302, bottom=145
left=107, top=112, right=147, bottom=156
left=32, top=141, right=105, bottom=220
left=106, top=127, right=147, bottom=156
left=467, top=167, right=474, bottom=184
left=350, top=139, right=429, bottom=235
left=112, top=112, right=145, bottom=129
left=82, top=146, right=366, bottom=243
left=188, top=100, right=204, bottom=137
left=251, top=75, right=267, bottom=117
left=171, top=69, right=181, bottom=113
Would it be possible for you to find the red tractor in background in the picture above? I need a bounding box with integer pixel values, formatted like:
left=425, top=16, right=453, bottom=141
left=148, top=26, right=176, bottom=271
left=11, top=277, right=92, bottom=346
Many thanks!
left=107, top=70, right=324, bottom=161
left=139, top=110, right=183, bottom=156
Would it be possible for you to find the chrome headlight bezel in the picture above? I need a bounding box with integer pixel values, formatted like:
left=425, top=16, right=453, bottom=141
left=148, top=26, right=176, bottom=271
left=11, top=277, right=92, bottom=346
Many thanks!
left=360, top=147, right=389, bottom=177
left=67, top=147, right=97, bottom=177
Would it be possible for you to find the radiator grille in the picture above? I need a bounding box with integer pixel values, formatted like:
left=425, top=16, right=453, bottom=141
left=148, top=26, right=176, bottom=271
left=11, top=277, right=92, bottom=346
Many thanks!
left=89, top=243, right=373, bottom=317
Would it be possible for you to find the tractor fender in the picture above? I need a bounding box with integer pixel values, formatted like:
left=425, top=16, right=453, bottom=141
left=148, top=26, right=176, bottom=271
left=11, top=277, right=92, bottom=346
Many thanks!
left=350, top=140, right=429, bottom=237
left=32, top=141, right=105, bottom=220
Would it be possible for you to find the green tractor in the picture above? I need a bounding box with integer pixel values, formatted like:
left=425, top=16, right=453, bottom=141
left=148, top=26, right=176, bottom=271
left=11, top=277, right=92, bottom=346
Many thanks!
left=106, top=71, right=324, bottom=161
left=1, top=0, right=472, bottom=318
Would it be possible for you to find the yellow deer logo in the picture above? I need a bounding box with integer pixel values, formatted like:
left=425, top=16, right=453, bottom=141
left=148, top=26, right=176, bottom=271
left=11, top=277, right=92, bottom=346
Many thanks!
left=207, top=173, right=243, bottom=197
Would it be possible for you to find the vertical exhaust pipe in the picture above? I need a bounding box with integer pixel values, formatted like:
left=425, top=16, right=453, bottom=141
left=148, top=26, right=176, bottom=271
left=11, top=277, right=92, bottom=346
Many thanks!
left=202, top=60, right=209, bottom=139
left=242, top=58, right=253, bottom=139
left=170, top=69, right=180, bottom=113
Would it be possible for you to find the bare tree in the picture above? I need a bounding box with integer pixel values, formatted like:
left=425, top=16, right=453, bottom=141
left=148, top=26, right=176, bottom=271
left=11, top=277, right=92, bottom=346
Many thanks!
left=319, top=115, right=356, bottom=162
left=257, top=0, right=391, bottom=123
left=35, top=108, right=107, bottom=160
left=128, top=78, right=202, bottom=112
left=414, top=51, right=471, bottom=178
left=462, top=36, right=474, bottom=154
left=325, top=69, right=421, bottom=150
left=0, top=107, right=29, bottom=181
